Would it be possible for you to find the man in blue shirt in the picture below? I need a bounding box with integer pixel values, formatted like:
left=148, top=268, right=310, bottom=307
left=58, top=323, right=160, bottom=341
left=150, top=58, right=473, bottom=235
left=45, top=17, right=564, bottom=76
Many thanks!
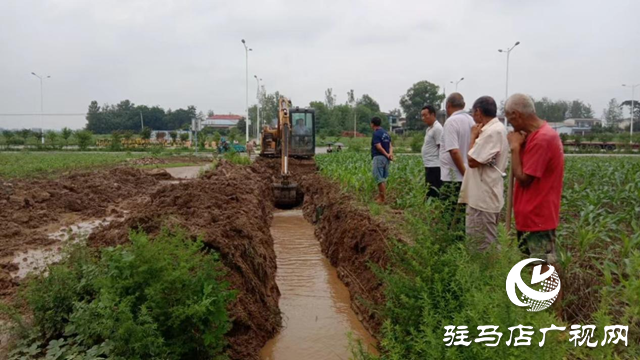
left=370, top=116, right=394, bottom=204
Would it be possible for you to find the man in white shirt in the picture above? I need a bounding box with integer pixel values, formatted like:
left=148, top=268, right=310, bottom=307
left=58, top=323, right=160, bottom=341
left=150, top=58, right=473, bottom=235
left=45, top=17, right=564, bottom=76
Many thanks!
left=439, top=93, right=475, bottom=202
left=420, top=105, right=443, bottom=198
left=459, top=96, right=509, bottom=251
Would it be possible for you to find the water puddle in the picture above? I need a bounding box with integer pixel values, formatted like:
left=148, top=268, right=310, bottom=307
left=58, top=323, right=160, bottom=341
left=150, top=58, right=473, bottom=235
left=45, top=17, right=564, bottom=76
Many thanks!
left=10, top=219, right=111, bottom=279
left=260, top=210, right=378, bottom=360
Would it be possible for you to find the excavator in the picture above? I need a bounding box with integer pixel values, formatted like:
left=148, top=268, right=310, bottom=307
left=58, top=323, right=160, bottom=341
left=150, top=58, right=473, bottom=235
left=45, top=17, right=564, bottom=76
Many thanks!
left=260, top=96, right=315, bottom=208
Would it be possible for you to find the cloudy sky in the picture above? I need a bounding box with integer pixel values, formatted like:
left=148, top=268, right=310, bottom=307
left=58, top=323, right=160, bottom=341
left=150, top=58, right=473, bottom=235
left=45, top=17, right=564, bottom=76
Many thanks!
left=1, top=0, right=639, bottom=130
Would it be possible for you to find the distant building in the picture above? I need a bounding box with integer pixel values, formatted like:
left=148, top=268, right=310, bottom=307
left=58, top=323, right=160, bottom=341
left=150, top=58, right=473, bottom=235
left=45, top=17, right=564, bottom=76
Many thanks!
left=549, top=118, right=602, bottom=135
left=201, top=114, right=244, bottom=130
left=388, top=114, right=407, bottom=134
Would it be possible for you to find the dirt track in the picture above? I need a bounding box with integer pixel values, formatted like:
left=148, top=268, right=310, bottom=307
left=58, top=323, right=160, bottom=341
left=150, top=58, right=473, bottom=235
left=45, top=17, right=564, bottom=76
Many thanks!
left=0, top=158, right=390, bottom=359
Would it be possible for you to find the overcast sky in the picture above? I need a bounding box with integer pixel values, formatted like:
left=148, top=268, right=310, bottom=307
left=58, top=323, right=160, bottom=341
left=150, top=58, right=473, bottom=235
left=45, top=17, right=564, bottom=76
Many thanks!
left=1, top=0, right=639, bottom=130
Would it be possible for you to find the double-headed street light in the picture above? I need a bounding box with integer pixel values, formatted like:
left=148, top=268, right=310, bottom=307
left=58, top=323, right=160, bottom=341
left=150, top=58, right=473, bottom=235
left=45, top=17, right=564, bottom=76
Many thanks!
left=498, top=41, right=521, bottom=125
left=623, top=83, right=639, bottom=144
left=254, top=75, right=262, bottom=141
left=450, top=77, right=464, bottom=92
left=241, top=39, right=252, bottom=143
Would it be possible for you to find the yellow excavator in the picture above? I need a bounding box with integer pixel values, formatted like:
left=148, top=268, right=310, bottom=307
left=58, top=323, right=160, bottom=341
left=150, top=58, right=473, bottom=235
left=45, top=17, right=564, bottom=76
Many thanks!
left=260, top=96, right=315, bottom=208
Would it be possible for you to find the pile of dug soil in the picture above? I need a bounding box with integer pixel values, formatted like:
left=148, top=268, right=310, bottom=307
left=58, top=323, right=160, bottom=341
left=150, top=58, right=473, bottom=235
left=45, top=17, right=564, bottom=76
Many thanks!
left=0, top=167, right=160, bottom=260
left=87, top=160, right=281, bottom=359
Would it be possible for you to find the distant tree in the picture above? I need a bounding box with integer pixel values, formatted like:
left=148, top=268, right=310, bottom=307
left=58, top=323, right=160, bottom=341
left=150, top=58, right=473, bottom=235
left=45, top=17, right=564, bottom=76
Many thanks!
left=18, top=129, right=32, bottom=142
left=229, top=128, right=240, bottom=142
left=61, top=127, right=73, bottom=146
left=212, top=131, right=221, bottom=143
left=122, top=130, right=134, bottom=141
left=325, top=88, right=337, bottom=109
left=2, top=130, right=15, bottom=145
left=45, top=131, right=58, bottom=147
left=169, top=131, right=178, bottom=142
left=621, top=100, right=640, bottom=120
left=207, top=110, right=215, bottom=117
left=603, top=98, right=623, bottom=126
left=140, top=126, right=152, bottom=140
left=533, top=98, right=570, bottom=122
left=346, top=89, right=355, bottom=106
left=388, top=108, right=402, bottom=117
left=34, top=131, right=44, bottom=144
left=75, top=130, right=93, bottom=150
left=400, top=81, right=444, bottom=130
left=179, top=132, right=189, bottom=142
left=567, top=99, right=594, bottom=118
left=110, top=131, right=123, bottom=151
left=357, top=94, right=381, bottom=113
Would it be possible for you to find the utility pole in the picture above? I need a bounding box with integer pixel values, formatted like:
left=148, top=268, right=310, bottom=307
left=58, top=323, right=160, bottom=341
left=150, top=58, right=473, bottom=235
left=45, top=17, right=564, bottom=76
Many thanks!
left=241, top=39, right=252, bottom=143
left=139, top=111, right=144, bottom=131
left=31, top=72, right=50, bottom=144
left=623, top=84, right=639, bottom=144
left=498, top=41, right=520, bottom=125
left=254, top=75, right=262, bottom=141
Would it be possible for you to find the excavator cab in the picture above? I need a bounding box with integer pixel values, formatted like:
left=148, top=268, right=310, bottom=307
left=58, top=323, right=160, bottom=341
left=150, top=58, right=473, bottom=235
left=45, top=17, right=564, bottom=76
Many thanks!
left=289, top=108, right=315, bottom=158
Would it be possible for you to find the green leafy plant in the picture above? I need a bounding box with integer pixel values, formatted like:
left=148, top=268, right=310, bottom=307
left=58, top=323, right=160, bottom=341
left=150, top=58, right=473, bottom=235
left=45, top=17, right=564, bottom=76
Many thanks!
left=4, top=229, right=235, bottom=360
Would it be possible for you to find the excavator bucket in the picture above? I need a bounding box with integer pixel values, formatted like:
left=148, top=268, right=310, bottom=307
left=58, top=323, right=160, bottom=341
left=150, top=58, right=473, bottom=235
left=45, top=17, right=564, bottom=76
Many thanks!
left=273, top=176, right=303, bottom=209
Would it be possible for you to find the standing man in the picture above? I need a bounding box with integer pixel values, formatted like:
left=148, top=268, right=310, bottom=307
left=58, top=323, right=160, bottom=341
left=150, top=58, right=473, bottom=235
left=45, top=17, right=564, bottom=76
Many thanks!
left=459, top=96, right=508, bottom=251
left=421, top=105, right=444, bottom=198
left=439, top=93, right=475, bottom=213
left=505, top=93, right=564, bottom=271
left=370, top=116, right=393, bottom=204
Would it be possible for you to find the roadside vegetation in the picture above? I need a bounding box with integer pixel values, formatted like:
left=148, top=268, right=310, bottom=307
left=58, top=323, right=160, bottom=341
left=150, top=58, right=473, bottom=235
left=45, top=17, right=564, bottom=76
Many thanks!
left=2, top=229, right=234, bottom=360
left=317, top=152, right=640, bottom=359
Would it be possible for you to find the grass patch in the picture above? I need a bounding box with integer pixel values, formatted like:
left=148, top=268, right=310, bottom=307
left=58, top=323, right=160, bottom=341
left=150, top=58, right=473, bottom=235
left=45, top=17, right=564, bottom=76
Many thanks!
left=2, top=229, right=235, bottom=360
left=0, top=152, right=148, bottom=179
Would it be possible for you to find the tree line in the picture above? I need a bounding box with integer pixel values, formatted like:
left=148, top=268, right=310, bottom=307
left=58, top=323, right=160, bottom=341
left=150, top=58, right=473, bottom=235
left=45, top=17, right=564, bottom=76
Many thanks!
left=85, top=100, right=200, bottom=134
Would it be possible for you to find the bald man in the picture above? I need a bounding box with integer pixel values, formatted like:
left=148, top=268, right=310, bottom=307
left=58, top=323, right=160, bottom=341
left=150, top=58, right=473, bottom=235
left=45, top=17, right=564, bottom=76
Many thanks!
left=439, top=93, right=475, bottom=224
left=506, top=93, right=564, bottom=267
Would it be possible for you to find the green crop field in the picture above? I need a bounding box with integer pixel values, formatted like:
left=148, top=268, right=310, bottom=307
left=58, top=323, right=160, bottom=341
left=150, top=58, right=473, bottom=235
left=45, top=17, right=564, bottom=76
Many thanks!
left=0, top=152, right=149, bottom=178
left=317, top=153, right=640, bottom=359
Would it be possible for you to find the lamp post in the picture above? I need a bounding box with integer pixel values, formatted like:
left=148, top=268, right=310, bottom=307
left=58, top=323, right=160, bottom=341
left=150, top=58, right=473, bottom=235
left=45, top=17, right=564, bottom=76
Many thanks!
left=623, top=83, right=639, bottom=144
left=241, top=39, right=252, bottom=143
left=450, top=77, right=464, bottom=92
left=254, top=75, right=262, bottom=141
left=31, top=72, right=50, bottom=143
left=498, top=41, right=520, bottom=125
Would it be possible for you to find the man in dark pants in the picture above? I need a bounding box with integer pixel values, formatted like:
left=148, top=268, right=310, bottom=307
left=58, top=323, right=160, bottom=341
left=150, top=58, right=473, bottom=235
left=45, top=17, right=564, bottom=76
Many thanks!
left=370, top=117, right=393, bottom=204
left=420, top=105, right=443, bottom=198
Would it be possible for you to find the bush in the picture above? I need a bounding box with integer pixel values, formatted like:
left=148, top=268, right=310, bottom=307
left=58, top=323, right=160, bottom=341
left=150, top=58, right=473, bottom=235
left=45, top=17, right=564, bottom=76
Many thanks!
left=410, top=132, right=423, bottom=153
left=74, top=130, right=93, bottom=151
left=5, top=229, right=235, bottom=360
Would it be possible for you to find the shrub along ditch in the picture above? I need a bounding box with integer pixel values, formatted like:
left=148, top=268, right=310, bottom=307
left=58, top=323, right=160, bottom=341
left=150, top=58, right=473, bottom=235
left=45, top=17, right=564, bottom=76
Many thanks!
left=3, top=229, right=235, bottom=360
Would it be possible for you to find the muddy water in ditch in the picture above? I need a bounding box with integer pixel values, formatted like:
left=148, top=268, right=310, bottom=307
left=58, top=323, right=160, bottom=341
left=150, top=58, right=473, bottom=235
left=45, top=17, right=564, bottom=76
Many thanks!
left=260, top=210, right=377, bottom=360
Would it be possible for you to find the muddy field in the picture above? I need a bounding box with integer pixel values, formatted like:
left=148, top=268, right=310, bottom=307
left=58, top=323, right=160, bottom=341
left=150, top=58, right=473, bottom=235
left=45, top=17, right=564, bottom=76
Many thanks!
left=0, top=157, right=389, bottom=359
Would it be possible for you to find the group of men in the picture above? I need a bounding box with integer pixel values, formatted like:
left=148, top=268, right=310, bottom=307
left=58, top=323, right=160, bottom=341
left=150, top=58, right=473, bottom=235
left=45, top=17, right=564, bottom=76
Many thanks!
left=370, top=93, right=564, bottom=267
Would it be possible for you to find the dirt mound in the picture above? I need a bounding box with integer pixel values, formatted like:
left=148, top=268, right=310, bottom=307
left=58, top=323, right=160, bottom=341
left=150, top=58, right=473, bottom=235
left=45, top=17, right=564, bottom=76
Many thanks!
left=88, top=160, right=281, bottom=360
left=297, top=172, right=389, bottom=336
left=0, top=167, right=162, bottom=259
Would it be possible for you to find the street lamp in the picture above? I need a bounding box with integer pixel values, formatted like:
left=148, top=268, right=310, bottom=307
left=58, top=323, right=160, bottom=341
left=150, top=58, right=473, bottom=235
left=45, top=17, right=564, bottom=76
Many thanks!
left=31, top=72, right=51, bottom=143
left=241, top=39, right=252, bottom=143
left=254, top=75, right=262, bottom=141
left=498, top=41, right=520, bottom=125
left=623, top=83, right=639, bottom=144
left=450, top=77, right=464, bottom=92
